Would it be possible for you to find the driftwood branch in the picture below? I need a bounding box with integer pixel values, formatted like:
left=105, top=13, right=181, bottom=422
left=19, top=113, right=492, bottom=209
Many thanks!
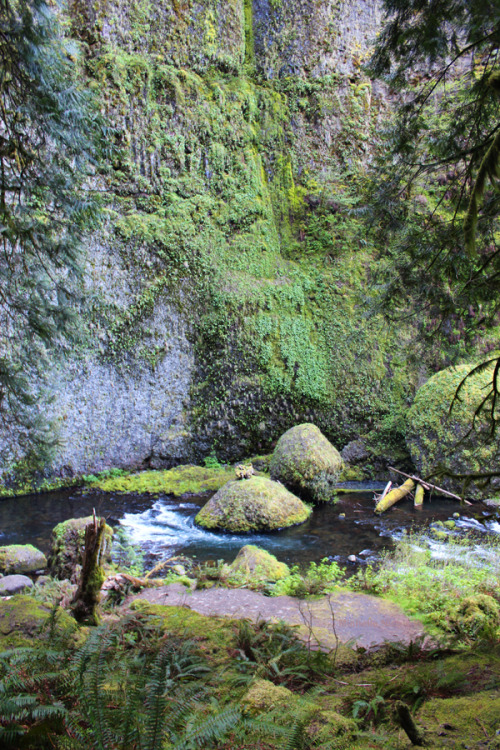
left=388, top=467, right=470, bottom=503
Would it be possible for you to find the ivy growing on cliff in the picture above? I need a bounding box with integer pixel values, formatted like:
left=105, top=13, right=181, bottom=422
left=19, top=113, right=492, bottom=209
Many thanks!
left=0, top=0, right=109, bottom=468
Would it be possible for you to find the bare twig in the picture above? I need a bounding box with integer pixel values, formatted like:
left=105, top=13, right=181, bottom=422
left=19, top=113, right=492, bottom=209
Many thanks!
left=388, top=466, right=467, bottom=502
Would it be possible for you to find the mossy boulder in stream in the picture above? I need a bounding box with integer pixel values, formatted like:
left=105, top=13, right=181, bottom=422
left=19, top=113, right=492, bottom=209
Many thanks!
left=225, top=545, right=289, bottom=583
left=48, top=517, right=113, bottom=582
left=270, top=424, right=343, bottom=502
left=0, top=544, right=47, bottom=574
left=406, top=363, right=500, bottom=499
left=195, top=476, right=311, bottom=532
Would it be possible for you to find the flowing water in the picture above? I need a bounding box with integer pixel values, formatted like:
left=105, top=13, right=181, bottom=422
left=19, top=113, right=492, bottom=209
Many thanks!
left=0, top=483, right=498, bottom=569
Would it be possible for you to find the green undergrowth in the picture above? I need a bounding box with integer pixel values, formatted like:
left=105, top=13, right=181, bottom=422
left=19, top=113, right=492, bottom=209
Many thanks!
left=85, top=464, right=235, bottom=495
left=349, top=532, right=500, bottom=642
left=1, top=592, right=500, bottom=748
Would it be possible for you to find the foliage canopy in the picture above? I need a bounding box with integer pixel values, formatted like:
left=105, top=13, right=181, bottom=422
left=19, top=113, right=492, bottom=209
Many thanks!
left=369, top=0, right=500, bottom=437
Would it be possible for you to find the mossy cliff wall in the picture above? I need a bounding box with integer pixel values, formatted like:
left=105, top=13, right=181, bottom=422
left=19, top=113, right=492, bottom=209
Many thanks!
left=1, top=0, right=417, bottom=485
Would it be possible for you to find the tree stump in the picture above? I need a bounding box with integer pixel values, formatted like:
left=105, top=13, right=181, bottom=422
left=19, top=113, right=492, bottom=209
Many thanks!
left=71, top=515, right=107, bottom=625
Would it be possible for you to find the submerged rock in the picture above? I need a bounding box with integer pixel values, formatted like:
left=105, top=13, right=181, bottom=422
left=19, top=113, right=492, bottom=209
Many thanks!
left=226, top=545, right=289, bottom=582
left=48, top=516, right=113, bottom=582
left=0, top=574, right=34, bottom=595
left=0, top=544, right=47, bottom=575
left=195, top=476, right=311, bottom=532
left=406, top=363, right=500, bottom=499
left=269, top=423, right=343, bottom=502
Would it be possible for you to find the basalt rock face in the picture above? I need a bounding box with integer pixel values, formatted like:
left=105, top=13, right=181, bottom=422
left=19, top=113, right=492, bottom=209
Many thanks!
left=1, top=1, right=417, bottom=487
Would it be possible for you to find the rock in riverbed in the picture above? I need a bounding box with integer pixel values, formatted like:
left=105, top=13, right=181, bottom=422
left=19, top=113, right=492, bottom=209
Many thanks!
left=195, top=476, right=311, bottom=532
left=270, top=423, right=343, bottom=502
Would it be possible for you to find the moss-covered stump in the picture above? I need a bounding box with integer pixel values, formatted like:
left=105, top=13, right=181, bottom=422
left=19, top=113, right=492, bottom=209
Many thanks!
left=0, top=544, right=47, bottom=574
left=225, top=545, right=289, bottom=583
left=269, top=423, right=343, bottom=502
left=195, top=476, right=311, bottom=532
left=48, top=516, right=113, bottom=582
left=406, top=363, right=500, bottom=499
left=0, top=595, right=80, bottom=649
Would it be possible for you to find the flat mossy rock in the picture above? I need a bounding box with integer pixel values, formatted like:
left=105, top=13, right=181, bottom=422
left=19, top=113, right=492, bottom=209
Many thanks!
left=48, top=516, right=113, bottom=582
left=93, top=465, right=234, bottom=496
left=0, top=544, right=47, bottom=574
left=270, top=423, right=343, bottom=502
left=195, top=476, right=311, bottom=532
left=0, top=595, right=80, bottom=649
left=406, top=363, right=500, bottom=499
left=225, top=545, right=289, bottom=583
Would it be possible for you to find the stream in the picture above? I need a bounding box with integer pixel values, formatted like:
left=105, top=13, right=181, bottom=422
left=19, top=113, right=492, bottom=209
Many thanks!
left=0, top=482, right=498, bottom=569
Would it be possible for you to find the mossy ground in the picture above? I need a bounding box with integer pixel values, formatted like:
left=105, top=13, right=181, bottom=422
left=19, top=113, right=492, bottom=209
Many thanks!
left=89, top=464, right=235, bottom=495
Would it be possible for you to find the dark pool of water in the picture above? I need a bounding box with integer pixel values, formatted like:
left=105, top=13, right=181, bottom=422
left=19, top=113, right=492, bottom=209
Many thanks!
left=0, top=484, right=498, bottom=569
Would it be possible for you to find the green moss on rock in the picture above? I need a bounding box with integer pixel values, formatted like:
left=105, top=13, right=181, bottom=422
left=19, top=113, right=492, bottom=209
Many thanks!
left=195, top=476, right=311, bottom=532
left=0, top=595, right=79, bottom=649
left=93, top=465, right=234, bottom=496
left=48, top=516, right=113, bottom=582
left=406, top=363, right=500, bottom=499
left=450, top=594, right=500, bottom=641
left=269, top=423, right=343, bottom=502
left=0, top=544, right=47, bottom=574
left=242, top=678, right=294, bottom=717
left=225, top=544, right=289, bottom=583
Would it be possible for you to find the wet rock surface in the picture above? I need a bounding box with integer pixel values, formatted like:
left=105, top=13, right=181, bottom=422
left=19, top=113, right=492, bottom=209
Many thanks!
left=126, top=584, right=424, bottom=649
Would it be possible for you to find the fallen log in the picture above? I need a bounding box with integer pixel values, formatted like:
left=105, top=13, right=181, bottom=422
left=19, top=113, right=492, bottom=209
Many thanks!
left=414, top=484, right=424, bottom=509
left=375, top=478, right=415, bottom=513
left=388, top=466, right=471, bottom=504
left=374, top=480, right=392, bottom=505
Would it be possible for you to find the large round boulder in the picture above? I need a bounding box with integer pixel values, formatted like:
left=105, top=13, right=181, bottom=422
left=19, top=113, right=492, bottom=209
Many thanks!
left=0, top=544, right=47, bottom=575
left=269, top=423, right=343, bottom=502
left=48, top=516, right=113, bottom=582
left=406, top=363, right=500, bottom=499
left=195, top=476, right=311, bottom=532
